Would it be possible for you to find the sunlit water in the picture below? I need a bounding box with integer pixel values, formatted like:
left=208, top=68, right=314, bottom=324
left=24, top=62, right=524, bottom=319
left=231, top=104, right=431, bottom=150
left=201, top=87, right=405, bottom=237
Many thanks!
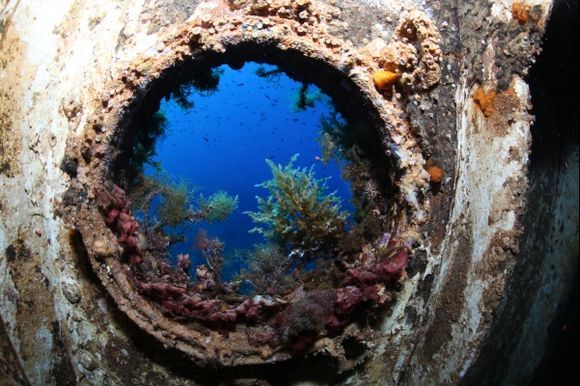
left=146, top=62, right=354, bottom=280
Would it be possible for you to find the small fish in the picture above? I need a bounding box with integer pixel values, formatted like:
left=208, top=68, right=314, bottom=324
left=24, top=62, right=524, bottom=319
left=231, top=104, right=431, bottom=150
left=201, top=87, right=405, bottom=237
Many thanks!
left=203, top=137, right=209, bottom=143
left=236, top=82, right=245, bottom=86
left=315, top=156, right=323, bottom=162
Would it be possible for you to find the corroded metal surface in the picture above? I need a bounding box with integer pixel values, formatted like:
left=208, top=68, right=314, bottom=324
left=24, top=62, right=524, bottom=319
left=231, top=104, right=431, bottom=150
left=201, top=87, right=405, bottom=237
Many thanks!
left=63, top=0, right=441, bottom=368
left=1, top=0, right=573, bottom=385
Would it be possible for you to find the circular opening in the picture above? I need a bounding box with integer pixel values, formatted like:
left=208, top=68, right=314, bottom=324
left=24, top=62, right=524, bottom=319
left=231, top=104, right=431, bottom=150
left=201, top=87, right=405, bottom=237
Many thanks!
left=112, top=53, right=405, bottom=338
left=79, top=36, right=418, bottom=366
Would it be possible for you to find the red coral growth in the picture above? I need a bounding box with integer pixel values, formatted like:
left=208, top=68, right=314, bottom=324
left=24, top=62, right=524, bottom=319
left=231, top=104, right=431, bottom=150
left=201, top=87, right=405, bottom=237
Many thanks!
left=97, top=185, right=413, bottom=350
left=136, top=282, right=186, bottom=299
left=182, top=296, right=221, bottom=315
left=343, top=252, right=408, bottom=285
left=96, top=187, right=295, bottom=326
left=127, top=262, right=289, bottom=325
left=96, top=185, right=143, bottom=265
left=336, top=286, right=363, bottom=315
left=373, top=248, right=409, bottom=276
left=324, top=314, right=345, bottom=332
left=247, top=328, right=279, bottom=347
left=305, top=235, right=410, bottom=339
left=234, top=299, right=259, bottom=321
left=343, top=268, right=378, bottom=285
left=244, top=235, right=412, bottom=350
left=161, top=300, right=190, bottom=316
left=96, top=185, right=129, bottom=210
left=334, top=285, right=380, bottom=320
left=343, top=236, right=410, bottom=286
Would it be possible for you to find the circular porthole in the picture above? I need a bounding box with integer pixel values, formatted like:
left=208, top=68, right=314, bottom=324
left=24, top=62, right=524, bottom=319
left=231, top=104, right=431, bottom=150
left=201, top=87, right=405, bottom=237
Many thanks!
left=64, top=1, right=440, bottom=369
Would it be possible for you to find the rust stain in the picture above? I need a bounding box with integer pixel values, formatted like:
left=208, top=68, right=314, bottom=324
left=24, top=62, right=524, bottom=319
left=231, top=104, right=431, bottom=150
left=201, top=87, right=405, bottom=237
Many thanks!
left=488, top=87, right=523, bottom=136
left=6, top=237, right=75, bottom=384
left=473, top=86, right=524, bottom=137
left=421, top=222, right=472, bottom=362
left=0, top=9, right=28, bottom=177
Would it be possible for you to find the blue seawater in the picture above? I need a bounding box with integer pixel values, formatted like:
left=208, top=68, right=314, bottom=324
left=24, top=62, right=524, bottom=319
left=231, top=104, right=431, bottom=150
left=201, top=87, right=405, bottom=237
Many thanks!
left=145, top=62, right=354, bottom=280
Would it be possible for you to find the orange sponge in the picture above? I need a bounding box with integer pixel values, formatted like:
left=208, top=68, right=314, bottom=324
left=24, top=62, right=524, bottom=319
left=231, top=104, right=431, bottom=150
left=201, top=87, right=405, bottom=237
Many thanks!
left=473, top=87, right=496, bottom=117
left=426, top=159, right=444, bottom=184
left=512, top=2, right=529, bottom=24
left=373, top=70, right=399, bottom=91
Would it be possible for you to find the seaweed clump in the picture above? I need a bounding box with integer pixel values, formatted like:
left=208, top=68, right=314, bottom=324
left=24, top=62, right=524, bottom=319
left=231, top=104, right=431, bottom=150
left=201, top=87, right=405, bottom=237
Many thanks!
left=126, top=174, right=238, bottom=262
left=237, top=243, right=296, bottom=295
left=168, top=67, right=223, bottom=110
left=124, top=112, right=168, bottom=179
left=130, top=175, right=238, bottom=229
left=245, top=154, right=348, bottom=260
left=276, top=290, right=336, bottom=350
left=197, top=190, right=240, bottom=223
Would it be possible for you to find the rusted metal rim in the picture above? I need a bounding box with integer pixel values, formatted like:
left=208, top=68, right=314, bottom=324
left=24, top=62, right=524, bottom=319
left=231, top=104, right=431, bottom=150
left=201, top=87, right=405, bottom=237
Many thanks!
left=67, top=1, right=437, bottom=367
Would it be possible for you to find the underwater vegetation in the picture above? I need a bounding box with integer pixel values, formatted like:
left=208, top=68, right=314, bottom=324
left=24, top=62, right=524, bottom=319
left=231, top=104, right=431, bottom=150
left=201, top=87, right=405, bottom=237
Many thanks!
left=193, top=229, right=227, bottom=293
left=124, top=173, right=238, bottom=269
left=198, top=190, right=240, bottom=223
left=169, top=67, right=224, bottom=110
left=317, top=111, right=356, bottom=164
left=236, top=243, right=296, bottom=295
left=129, top=174, right=238, bottom=229
left=255, top=64, right=322, bottom=112
left=292, top=83, right=322, bottom=112
left=246, top=153, right=348, bottom=260
left=97, top=180, right=409, bottom=346
left=124, top=112, right=168, bottom=178
left=106, top=62, right=410, bottom=352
